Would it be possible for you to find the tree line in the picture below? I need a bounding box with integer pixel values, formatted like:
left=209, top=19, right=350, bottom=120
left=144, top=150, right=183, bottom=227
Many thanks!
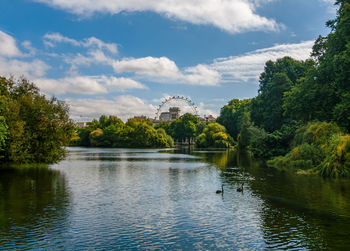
left=217, top=0, right=350, bottom=177
left=72, top=113, right=233, bottom=149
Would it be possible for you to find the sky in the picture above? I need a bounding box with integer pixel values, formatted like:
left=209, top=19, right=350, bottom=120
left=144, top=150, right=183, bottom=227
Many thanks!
left=0, top=0, right=337, bottom=121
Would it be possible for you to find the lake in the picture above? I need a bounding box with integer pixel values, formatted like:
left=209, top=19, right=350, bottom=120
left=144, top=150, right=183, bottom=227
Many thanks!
left=1, top=147, right=349, bottom=250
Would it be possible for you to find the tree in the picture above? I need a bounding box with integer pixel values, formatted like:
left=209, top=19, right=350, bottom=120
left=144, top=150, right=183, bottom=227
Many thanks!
left=74, top=115, right=174, bottom=148
left=89, top=128, right=104, bottom=147
left=196, top=122, right=232, bottom=148
left=217, top=99, right=251, bottom=139
left=284, top=1, right=350, bottom=131
left=169, top=113, right=200, bottom=142
left=237, top=113, right=252, bottom=152
left=251, top=57, right=313, bottom=132
left=0, top=77, right=74, bottom=163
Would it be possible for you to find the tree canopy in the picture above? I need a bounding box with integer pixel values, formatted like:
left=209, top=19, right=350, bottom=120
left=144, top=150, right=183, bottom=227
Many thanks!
left=73, top=116, right=174, bottom=148
left=0, top=77, right=74, bottom=163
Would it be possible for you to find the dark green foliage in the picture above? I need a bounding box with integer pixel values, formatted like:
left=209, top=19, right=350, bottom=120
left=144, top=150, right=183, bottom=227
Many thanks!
left=74, top=116, right=174, bottom=148
left=168, top=113, right=199, bottom=142
left=217, top=99, right=251, bottom=139
left=0, top=116, right=7, bottom=153
left=237, top=113, right=251, bottom=152
left=217, top=1, right=350, bottom=178
left=154, top=122, right=170, bottom=135
left=0, top=77, right=74, bottom=163
left=251, top=57, right=313, bottom=132
left=196, top=122, right=232, bottom=148
left=284, top=1, right=350, bottom=131
left=249, top=123, right=297, bottom=159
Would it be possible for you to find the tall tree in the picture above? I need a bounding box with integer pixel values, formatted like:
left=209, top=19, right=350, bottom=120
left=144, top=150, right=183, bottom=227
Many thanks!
left=217, top=99, right=251, bottom=139
left=284, top=1, right=350, bottom=131
left=250, top=57, right=313, bottom=132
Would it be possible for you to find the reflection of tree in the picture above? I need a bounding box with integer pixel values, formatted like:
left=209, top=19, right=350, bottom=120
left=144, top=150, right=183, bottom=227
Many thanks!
left=252, top=171, right=350, bottom=250
left=208, top=150, right=350, bottom=250
left=0, top=165, right=70, bottom=248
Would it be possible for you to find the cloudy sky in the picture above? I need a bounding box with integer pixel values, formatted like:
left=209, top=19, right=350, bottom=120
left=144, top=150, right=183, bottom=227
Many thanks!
left=0, top=0, right=336, bottom=121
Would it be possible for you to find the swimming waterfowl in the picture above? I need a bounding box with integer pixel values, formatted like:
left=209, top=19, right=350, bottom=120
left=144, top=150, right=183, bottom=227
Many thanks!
left=216, top=185, right=224, bottom=194
left=237, top=183, right=244, bottom=192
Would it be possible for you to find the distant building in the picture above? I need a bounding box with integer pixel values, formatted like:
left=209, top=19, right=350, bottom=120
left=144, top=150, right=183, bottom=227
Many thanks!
left=75, top=122, right=88, bottom=127
left=152, top=106, right=217, bottom=125
left=158, top=107, right=181, bottom=123
left=202, top=115, right=216, bottom=122
left=159, top=112, right=170, bottom=122
left=169, top=107, right=181, bottom=120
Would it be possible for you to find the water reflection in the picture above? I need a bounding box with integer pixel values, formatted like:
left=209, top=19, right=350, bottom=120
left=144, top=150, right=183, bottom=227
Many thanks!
left=0, top=165, right=70, bottom=249
left=212, top=150, right=350, bottom=250
left=1, top=148, right=349, bottom=250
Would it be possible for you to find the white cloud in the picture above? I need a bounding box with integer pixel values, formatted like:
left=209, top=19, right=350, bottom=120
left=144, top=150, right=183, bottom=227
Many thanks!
left=114, top=56, right=180, bottom=78
left=113, top=56, right=220, bottom=86
left=65, top=50, right=114, bottom=67
left=0, top=58, right=50, bottom=79
left=0, top=30, right=50, bottom=79
left=0, top=31, right=22, bottom=57
left=34, top=0, right=280, bottom=34
left=43, top=33, right=118, bottom=72
left=43, top=32, right=118, bottom=54
left=211, top=40, right=314, bottom=83
left=35, top=75, right=146, bottom=95
left=35, top=76, right=107, bottom=95
left=102, top=76, right=147, bottom=91
left=22, top=41, right=37, bottom=56
left=67, top=96, right=156, bottom=122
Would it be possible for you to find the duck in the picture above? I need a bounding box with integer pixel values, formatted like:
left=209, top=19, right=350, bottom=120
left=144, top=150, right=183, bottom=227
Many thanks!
left=237, top=183, right=244, bottom=192
left=216, top=185, right=224, bottom=194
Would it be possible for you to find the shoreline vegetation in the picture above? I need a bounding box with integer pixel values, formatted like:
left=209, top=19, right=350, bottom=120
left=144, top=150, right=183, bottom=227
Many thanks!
left=1, top=1, right=350, bottom=178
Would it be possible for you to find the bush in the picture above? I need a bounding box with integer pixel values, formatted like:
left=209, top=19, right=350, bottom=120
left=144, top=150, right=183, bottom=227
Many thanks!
left=320, top=135, right=350, bottom=177
left=268, top=121, right=350, bottom=177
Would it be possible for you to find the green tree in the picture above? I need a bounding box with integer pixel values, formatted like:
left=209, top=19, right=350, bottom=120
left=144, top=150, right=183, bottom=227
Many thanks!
left=89, top=128, right=104, bottom=147
left=196, top=122, right=232, bottom=148
left=0, top=77, right=74, bottom=163
left=237, top=113, right=251, bottom=152
left=284, top=1, right=350, bottom=131
left=217, top=99, right=251, bottom=139
left=169, top=113, right=199, bottom=143
left=250, top=57, right=313, bottom=132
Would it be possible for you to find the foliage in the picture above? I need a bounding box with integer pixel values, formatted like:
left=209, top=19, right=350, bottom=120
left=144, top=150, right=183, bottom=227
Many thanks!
left=154, top=122, right=170, bottom=135
left=320, top=134, right=350, bottom=178
left=267, top=143, right=325, bottom=171
left=268, top=121, right=350, bottom=177
left=74, top=115, right=174, bottom=148
left=251, top=57, right=313, bottom=132
left=0, top=77, right=74, bottom=163
left=217, top=99, right=251, bottom=139
left=0, top=116, right=7, bottom=153
left=237, top=112, right=251, bottom=152
left=293, top=121, right=342, bottom=147
left=284, top=1, right=350, bottom=131
left=168, top=113, right=199, bottom=142
left=196, top=122, right=232, bottom=148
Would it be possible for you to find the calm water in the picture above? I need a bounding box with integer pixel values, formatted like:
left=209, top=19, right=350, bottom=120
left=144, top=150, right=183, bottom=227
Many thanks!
left=1, top=148, right=350, bottom=250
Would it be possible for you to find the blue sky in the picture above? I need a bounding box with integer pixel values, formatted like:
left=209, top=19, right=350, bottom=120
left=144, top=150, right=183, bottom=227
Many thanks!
left=0, top=0, right=336, bottom=121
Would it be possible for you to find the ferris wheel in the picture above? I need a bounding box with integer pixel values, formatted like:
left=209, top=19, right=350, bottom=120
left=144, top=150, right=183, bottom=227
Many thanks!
left=155, top=96, right=199, bottom=119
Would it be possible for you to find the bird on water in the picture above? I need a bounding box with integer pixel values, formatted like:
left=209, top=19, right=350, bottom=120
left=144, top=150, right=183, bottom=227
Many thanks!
left=237, top=183, right=244, bottom=192
left=216, top=185, right=224, bottom=194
